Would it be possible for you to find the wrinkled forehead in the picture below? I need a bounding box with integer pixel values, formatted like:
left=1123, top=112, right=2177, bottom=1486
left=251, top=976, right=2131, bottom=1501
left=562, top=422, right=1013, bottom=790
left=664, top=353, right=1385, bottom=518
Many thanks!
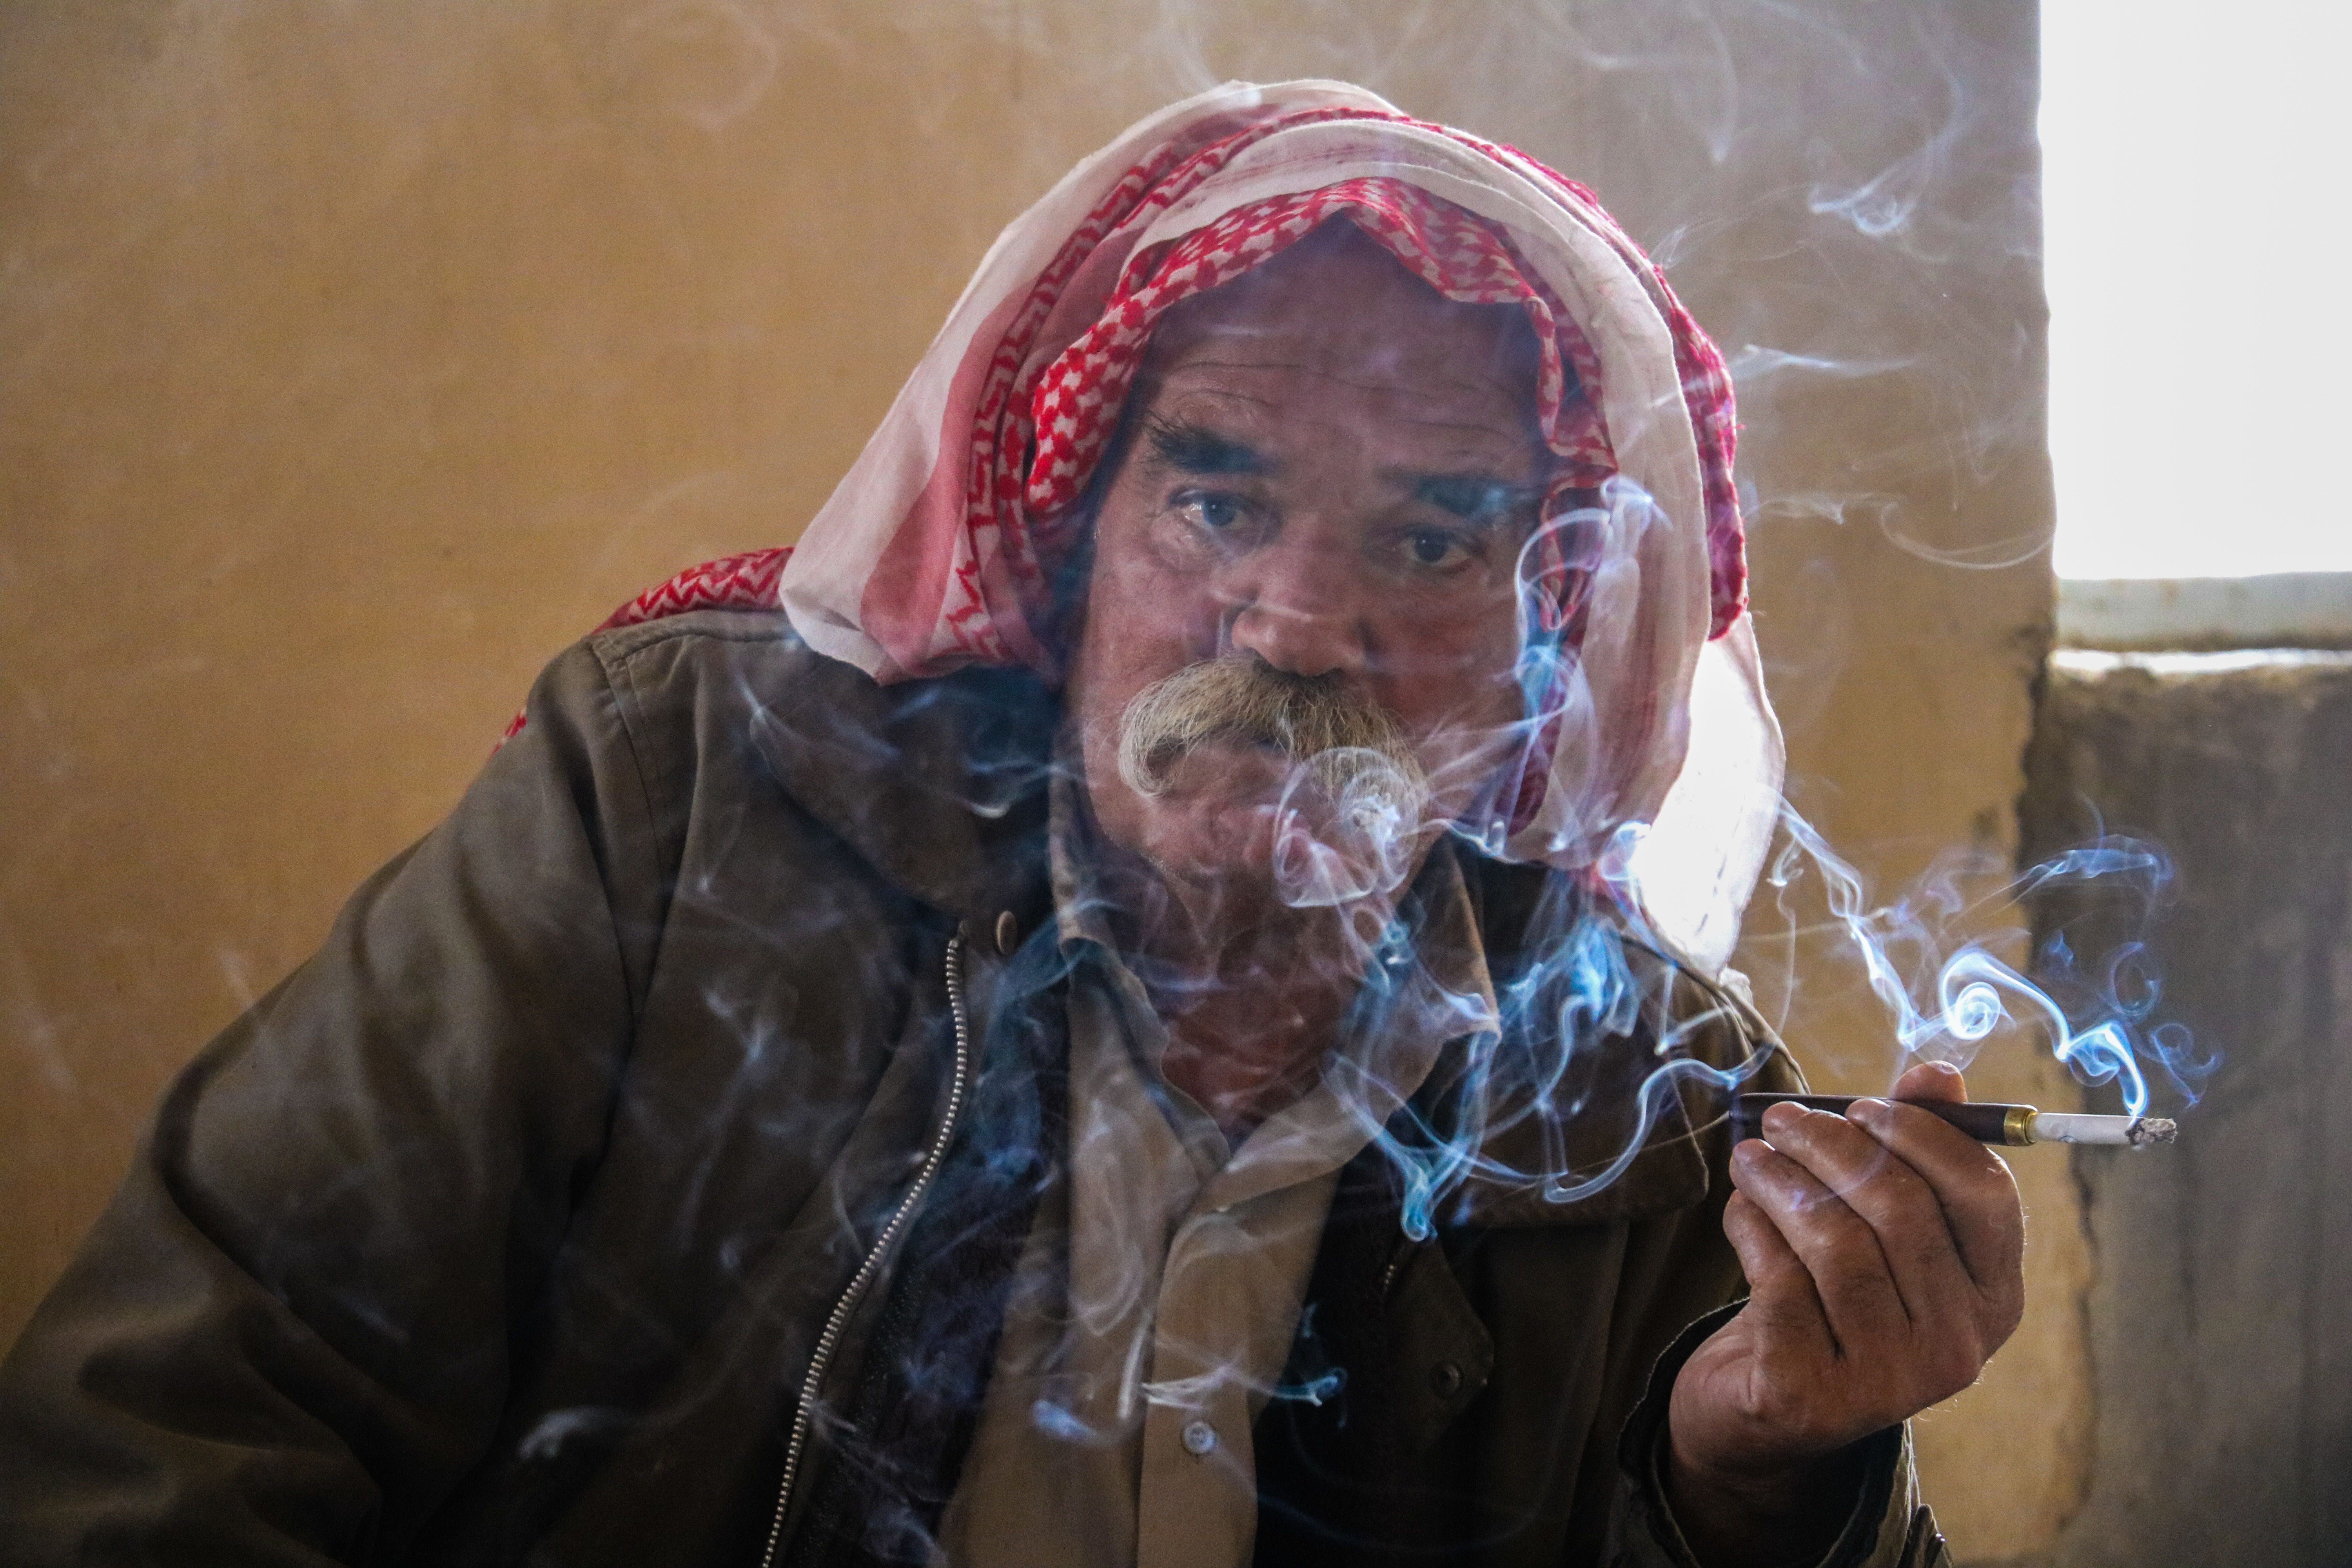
left=1135, top=221, right=1546, bottom=454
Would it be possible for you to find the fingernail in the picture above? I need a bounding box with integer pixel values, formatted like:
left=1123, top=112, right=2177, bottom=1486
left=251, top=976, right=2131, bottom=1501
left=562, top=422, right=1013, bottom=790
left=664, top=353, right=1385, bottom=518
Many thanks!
left=1849, top=1097, right=1893, bottom=1129
left=1761, top=1103, right=1802, bottom=1138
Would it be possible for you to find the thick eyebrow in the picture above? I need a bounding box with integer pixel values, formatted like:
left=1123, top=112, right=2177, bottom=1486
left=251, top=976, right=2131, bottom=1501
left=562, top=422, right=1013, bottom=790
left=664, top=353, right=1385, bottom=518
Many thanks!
left=1406, top=472, right=1545, bottom=523
left=1143, top=415, right=1275, bottom=477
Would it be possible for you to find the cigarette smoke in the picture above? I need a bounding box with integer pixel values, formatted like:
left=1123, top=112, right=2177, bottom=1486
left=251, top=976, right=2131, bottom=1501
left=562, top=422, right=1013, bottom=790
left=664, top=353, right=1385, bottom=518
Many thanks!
left=1758, top=811, right=2216, bottom=1119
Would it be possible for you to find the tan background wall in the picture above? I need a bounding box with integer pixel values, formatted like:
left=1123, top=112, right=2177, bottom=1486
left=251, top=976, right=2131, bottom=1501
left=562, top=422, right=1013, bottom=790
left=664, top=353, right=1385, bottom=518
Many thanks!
left=0, top=4, right=2064, bottom=1557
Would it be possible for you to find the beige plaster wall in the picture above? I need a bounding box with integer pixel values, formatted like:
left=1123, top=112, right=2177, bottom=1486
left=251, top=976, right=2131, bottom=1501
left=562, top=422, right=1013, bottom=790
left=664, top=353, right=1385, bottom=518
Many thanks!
left=0, top=3, right=2064, bottom=1556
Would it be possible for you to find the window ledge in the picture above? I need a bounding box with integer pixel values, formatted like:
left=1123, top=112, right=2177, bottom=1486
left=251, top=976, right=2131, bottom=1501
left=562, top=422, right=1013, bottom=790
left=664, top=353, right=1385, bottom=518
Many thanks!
left=2052, top=646, right=2352, bottom=679
left=2056, top=573, right=2352, bottom=652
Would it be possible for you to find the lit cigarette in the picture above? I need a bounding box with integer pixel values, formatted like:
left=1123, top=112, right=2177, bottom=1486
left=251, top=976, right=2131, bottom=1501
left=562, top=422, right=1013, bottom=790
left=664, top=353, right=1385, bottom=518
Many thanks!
left=1731, top=1094, right=2177, bottom=1149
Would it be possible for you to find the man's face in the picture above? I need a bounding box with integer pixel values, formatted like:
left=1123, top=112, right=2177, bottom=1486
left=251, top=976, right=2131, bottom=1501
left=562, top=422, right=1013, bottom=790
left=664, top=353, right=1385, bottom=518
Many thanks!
left=1064, top=223, right=1545, bottom=897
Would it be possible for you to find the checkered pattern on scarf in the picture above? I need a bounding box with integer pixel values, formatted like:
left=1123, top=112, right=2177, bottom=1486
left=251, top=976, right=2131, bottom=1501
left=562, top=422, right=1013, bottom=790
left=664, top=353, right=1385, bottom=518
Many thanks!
left=924, top=105, right=1743, bottom=669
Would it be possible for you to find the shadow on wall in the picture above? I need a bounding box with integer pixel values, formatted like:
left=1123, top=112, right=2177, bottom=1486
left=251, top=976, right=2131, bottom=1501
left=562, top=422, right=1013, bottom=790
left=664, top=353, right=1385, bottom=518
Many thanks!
left=2015, top=648, right=2352, bottom=1568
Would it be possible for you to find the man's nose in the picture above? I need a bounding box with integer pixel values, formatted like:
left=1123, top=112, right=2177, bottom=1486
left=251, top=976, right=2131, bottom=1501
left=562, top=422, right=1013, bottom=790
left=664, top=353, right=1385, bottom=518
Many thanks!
left=1221, top=530, right=1368, bottom=679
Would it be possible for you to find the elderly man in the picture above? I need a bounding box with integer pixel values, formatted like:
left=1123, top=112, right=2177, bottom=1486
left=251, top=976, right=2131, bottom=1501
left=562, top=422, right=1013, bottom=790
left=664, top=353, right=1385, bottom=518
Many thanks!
left=0, top=82, right=2019, bottom=1567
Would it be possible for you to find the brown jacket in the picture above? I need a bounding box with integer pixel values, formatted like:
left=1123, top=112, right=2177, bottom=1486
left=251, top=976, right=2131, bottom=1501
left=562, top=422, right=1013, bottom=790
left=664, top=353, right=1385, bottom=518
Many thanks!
left=0, top=609, right=1940, bottom=1566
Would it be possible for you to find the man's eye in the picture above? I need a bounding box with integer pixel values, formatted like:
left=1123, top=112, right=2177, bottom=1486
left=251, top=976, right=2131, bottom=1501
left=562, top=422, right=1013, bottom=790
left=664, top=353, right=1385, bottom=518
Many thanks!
left=1405, top=528, right=1471, bottom=569
left=1179, top=494, right=1246, bottom=532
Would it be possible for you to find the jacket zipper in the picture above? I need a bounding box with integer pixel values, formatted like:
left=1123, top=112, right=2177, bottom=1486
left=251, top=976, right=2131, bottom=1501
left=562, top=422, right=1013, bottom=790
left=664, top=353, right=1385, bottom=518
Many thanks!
left=758, top=934, right=975, bottom=1568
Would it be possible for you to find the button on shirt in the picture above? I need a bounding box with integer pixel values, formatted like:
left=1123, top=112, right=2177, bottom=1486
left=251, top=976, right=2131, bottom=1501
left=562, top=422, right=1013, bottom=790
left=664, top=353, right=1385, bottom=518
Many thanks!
left=934, top=771, right=1499, bottom=1568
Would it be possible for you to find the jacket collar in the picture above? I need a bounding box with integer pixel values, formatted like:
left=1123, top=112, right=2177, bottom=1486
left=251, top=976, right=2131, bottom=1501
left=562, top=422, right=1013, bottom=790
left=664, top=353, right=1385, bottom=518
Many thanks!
left=747, top=629, right=1059, bottom=934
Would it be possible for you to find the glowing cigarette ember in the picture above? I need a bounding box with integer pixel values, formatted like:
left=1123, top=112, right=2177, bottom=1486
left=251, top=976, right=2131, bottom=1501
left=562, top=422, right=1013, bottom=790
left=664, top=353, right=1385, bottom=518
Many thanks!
left=1731, top=1094, right=2178, bottom=1149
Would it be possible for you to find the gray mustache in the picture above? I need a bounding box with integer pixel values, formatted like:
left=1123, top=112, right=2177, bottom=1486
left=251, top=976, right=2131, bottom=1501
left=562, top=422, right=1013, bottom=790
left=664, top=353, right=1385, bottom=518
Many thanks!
left=1114, top=656, right=1428, bottom=806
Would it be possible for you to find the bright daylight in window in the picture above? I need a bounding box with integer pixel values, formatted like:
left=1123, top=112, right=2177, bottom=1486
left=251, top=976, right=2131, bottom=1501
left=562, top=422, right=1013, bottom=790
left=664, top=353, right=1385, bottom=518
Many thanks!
left=2042, top=0, right=2352, bottom=584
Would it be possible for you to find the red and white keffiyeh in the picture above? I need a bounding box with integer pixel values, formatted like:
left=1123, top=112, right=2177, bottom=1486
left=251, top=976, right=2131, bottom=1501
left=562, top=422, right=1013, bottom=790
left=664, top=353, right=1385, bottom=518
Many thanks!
left=764, top=81, right=1784, bottom=971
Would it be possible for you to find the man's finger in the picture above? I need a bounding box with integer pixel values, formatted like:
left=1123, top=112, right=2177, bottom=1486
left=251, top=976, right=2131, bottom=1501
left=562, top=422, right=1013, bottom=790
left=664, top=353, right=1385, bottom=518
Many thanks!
left=1846, top=1096, right=2025, bottom=1311
left=1871, top=1061, right=2024, bottom=1299
left=1769, top=1103, right=1986, bottom=1337
left=1730, top=1131, right=1909, bottom=1348
left=1892, top=1060, right=1967, bottom=1104
left=1721, top=1185, right=1841, bottom=1361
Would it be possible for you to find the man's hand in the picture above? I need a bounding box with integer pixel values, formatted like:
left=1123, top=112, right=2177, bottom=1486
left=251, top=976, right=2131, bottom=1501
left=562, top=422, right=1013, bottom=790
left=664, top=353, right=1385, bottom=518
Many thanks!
left=1664, top=1061, right=2026, bottom=1566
